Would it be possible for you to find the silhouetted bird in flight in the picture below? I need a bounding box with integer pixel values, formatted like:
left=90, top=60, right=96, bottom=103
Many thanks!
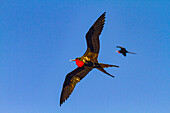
left=60, top=12, right=119, bottom=106
left=116, top=46, right=136, bottom=57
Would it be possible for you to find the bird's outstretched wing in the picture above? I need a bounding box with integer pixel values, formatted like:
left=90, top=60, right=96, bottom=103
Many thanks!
left=116, top=46, right=124, bottom=49
left=60, top=66, right=93, bottom=106
left=85, top=12, right=106, bottom=54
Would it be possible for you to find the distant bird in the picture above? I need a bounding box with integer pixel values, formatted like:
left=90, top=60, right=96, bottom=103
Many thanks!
left=60, top=12, right=119, bottom=106
left=116, top=46, right=136, bottom=56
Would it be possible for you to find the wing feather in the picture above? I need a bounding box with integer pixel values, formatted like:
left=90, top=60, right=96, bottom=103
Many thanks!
left=60, top=66, right=93, bottom=106
left=116, top=46, right=124, bottom=49
left=85, top=12, right=106, bottom=54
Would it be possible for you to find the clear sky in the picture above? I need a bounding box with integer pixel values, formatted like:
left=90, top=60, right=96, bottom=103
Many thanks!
left=1, top=0, right=170, bottom=113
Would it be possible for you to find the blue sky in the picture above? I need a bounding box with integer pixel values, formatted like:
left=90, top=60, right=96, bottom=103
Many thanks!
left=1, top=0, right=170, bottom=113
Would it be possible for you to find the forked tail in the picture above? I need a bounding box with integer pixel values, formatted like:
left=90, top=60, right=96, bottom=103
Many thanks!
left=99, top=63, right=119, bottom=68
left=96, top=63, right=119, bottom=78
left=127, top=51, right=136, bottom=54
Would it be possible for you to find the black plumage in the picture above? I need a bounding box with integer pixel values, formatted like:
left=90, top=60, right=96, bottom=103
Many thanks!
left=116, top=46, right=136, bottom=56
left=60, top=12, right=119, bottom=106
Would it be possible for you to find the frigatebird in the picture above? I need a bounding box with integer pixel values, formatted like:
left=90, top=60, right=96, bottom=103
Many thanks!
left=116, top=46, right=136, bottom=56
left=60, top=12, right=119, bottom=106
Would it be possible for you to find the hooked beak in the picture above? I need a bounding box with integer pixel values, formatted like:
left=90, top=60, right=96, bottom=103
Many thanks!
left=70, top=59, right=76, bottom=61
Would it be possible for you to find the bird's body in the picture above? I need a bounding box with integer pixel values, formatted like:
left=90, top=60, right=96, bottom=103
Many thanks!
left=60, top=12, right=119, bottom=106
left=116, top=46, right=136, bottom=56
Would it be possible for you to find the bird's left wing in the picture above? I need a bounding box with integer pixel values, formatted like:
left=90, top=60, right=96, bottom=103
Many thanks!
left=116, top=46, right=124, bottom=49
left=60, top=66, right=93, bottom=106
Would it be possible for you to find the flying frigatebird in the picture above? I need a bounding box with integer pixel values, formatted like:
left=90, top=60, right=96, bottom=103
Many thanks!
left=60, top=12, right=119, bottom=106
left=116, top=46, right=136, bottom=57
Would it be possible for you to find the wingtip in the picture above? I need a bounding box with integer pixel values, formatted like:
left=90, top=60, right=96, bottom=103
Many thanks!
left=60, top=100, right=62, bottom=106
left=60, top=100, right=64, bottom=107
left=102, top=12, right=106, bottom=16
left=60, top=94, right=65, bottom=107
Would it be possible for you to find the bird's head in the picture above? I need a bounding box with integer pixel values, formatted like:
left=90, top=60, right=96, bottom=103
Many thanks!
left=70, top=57, right=85, bottom=67
left=115, top=51, right=121, bottom=54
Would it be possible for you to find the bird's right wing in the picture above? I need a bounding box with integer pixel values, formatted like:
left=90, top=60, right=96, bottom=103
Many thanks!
left=84, top=12, right=106, bottom=55
left=60, top=66, right=93, bottom=106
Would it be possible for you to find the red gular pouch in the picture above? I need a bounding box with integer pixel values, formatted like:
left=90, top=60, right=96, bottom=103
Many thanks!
left=75, top=59, right=85, bottom=67
left=118, top=51, right=121, bottom=54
